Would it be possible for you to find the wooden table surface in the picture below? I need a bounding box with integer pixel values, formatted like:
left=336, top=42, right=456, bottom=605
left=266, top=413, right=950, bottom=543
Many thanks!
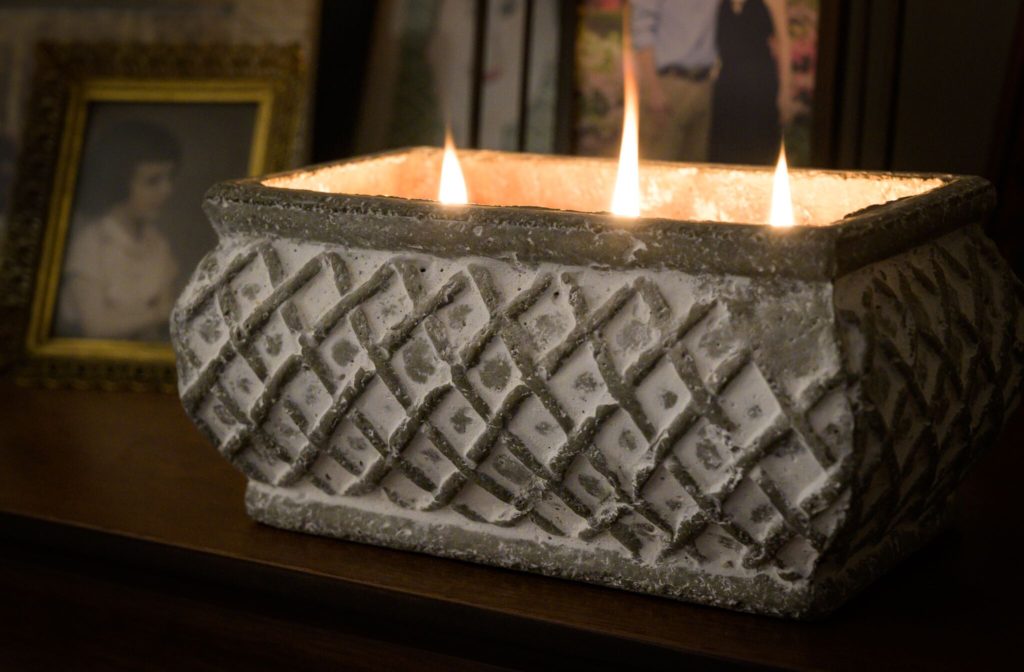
left=0, top=382, right=1019, bottom=670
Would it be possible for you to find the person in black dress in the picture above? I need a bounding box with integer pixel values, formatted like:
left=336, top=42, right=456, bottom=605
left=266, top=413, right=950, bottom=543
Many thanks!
left=710, top=0, right=791, bottom=164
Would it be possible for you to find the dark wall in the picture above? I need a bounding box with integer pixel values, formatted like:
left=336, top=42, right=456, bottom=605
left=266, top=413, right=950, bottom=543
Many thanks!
left=311, top=0, right=379, bottom=163
left=892, top=0, right=1020, bottom=174
left=832, top=0, right=1022, bottom=176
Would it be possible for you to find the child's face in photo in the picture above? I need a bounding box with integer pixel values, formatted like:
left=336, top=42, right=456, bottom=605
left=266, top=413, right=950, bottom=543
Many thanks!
left=125, top=160, right=176, bottom=221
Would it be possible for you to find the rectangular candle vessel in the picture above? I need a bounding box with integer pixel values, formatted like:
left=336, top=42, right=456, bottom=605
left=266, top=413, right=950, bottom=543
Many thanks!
left=172, top=148, right=1023, bottom=618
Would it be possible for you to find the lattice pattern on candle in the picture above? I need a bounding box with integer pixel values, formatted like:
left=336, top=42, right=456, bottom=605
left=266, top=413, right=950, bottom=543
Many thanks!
left=174, top=234, right=1021, bottom=580
left=830, top=229, right=1024, bottom=561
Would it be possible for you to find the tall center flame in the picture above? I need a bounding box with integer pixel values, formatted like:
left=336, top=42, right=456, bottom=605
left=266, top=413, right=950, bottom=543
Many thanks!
left=769, top=144, right=794, bottom=227
left=439, top=128, right=468, bottom=205
left=611, top=13, right=640, bottom=218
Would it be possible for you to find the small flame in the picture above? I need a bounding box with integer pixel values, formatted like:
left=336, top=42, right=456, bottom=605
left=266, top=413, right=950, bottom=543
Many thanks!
left=611, top=11, right=640, bottom=218
left=439, top=128, right=468, bottom=205
left=769, top=144, right=794, bottom=227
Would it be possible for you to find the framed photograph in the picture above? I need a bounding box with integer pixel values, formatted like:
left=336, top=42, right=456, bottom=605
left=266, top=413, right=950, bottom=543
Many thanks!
left=0, top=43, right=303, bottom=390
left=573, top=0, right=832, bottom=166
left=0, top=0, right=321, bottom=232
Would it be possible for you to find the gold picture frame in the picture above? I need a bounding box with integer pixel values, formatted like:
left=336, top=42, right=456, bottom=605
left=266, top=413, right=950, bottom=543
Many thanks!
left=0, top=43, right=304, bottom=390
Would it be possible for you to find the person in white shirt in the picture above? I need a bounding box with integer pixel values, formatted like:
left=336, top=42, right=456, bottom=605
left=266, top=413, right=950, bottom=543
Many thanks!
left=632, top=0, right=721, bottom=162
left=55, top=120, right=180, bottom=341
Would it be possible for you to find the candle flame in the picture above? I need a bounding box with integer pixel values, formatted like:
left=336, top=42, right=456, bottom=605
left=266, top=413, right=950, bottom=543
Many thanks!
left=769, top=144, right=794, bottom=227
left=439, top=129, right=468, bottom=205
left=611, top=12, right=640, bottom=218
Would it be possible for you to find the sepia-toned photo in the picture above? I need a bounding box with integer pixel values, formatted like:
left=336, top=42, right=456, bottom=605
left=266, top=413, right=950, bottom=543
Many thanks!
left=575, top=0, right=820, bottom=165
left=0, top=43, right=303, bottom=389
left=52, top=102, right=256, bottom=342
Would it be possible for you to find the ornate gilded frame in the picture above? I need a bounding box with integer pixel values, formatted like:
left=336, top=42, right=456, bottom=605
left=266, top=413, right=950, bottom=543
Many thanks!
left=0, top=43, right=304, bottom=390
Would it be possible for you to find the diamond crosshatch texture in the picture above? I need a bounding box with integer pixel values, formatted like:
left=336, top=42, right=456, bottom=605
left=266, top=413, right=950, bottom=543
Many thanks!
left=174, top=238, right=860, bottom=583
left=832, top=227, right=1024, bottom=562
left=176, top=232, right=1024, bottom=615
left=169, top=154, right=1024, bottom=618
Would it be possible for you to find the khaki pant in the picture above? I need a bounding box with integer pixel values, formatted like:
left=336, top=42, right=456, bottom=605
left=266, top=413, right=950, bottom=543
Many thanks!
left=640, top=74, right=713, bottom=162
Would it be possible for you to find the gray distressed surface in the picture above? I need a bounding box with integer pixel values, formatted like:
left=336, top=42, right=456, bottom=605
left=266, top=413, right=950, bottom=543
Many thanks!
left=172, top=156, right=1022, bottom=618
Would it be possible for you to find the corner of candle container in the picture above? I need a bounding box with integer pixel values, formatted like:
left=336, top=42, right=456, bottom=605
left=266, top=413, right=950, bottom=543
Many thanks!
left=830, top=172, right=997, bottom=278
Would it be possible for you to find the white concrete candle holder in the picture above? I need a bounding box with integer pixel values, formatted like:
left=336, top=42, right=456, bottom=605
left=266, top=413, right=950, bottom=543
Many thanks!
left=171, top=148, right=1023, bottom=618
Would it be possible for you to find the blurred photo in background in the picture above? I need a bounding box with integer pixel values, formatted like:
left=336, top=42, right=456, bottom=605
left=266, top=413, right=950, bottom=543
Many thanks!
left=575, top=0, right=819, bottom=165
left=53, top=104, right=256, bottom=342
left=0, top=0, right=317, bottom=238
